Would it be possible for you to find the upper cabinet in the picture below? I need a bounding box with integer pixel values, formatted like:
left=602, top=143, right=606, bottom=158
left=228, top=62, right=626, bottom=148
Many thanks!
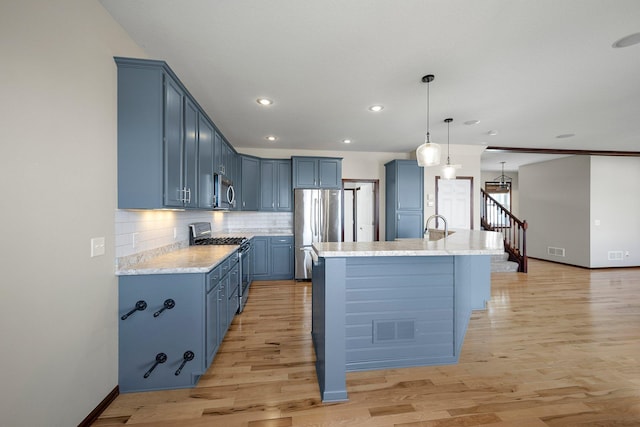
left=239, top=155, right=260, bottom=211
left=197, top=115, right=215, bottom=209
left=214, top=134, right=236, bottom=178
left=292, top=156, right=342, bottom=189
left=260, top=159, right=292, bottom=211
left=116, top=57, right=234, bottom=210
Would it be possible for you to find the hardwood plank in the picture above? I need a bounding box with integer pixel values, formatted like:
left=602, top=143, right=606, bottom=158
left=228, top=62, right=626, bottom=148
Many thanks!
left=93, top=261, right=640, bottom=426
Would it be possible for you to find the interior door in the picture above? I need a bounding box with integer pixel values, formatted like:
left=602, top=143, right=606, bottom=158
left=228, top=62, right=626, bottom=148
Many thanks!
left=356, top=183, right=375, bottom=242
left=436, top=177, right=473, bottom=229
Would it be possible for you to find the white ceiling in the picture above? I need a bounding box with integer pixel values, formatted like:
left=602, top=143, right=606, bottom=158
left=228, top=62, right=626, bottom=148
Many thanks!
left=100, top=0, right=640, bottom=171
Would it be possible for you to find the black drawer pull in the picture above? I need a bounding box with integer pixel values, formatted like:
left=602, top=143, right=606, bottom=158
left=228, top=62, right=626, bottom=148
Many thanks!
left=174, top=351, right=195, bottom=376
left=153, top=299, right=175, bottom=317
left=121, top=300, right=147, bottom=320
left=143, top=352, right=167, bottom=378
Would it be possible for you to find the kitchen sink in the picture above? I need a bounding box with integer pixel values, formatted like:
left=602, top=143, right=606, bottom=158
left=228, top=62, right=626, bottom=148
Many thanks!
left=424, top=229, right=455, bottom=241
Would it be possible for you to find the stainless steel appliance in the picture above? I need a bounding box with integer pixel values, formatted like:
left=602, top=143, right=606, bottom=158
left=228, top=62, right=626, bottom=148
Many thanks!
left=294, top=189, right=342, bottom=279
left=188, top=222, right=252, bottom=312
left=213, top=173, right=235, bottom=210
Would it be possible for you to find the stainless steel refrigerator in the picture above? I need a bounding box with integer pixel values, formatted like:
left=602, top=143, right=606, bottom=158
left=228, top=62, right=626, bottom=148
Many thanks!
left=294, top=189, right=342, bottom=279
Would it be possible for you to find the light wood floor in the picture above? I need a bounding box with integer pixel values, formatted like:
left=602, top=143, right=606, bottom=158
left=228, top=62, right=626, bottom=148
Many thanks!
left=94, top=259, right=640, bottom=426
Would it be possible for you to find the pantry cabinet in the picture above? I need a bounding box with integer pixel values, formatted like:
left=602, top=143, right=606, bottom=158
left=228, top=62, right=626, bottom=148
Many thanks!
left=385, top=160, right=424, bottom=240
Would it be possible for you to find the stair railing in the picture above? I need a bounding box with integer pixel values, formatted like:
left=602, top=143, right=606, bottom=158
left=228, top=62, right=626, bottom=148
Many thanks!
left=480, top=188, right=528, bottom=273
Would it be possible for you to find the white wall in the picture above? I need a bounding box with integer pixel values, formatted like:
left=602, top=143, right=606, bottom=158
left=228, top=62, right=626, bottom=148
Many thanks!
left=415, top=144, right=487, bottom=230
left=520, top=156, right=592, bottom=267
left=520, top=155, right=640, bottom=268
left=590, top=156, right=640, bottom=267
left=0, top=1, right=146, bottom=426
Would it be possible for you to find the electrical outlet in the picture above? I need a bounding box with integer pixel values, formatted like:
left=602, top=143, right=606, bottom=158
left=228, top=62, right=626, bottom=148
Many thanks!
left=132, top=232, right=139, bottom=249
left=91, top=237, right=105, bottom=257
left=173, top=227, right=177, bottom=239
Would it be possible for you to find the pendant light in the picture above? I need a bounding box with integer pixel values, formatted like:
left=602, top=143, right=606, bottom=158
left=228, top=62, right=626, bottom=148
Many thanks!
left=441, top=118, right=461, bottom=179
left=416, top=74, right=441, bottom=166
left=494, top=161, right=512, bottom=189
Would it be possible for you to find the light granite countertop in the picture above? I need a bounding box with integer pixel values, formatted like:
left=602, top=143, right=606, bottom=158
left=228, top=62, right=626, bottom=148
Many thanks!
left=117, top=245, right=238, bottom=275
left=313, top=229, right=504, bottom=258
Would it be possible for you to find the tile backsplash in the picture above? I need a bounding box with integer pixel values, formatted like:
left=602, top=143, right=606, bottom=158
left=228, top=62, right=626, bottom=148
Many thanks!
left=115, top=210, right=292, bottom=258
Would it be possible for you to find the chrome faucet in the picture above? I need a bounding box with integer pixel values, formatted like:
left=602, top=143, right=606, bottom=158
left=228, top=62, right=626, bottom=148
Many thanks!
left=424, top=214, right=448, bottom=236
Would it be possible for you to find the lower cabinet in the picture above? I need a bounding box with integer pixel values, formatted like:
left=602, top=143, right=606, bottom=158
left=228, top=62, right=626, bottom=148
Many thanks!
left=119, top=250, right=239, bottom=393
left=252, top=236, right=294, bottom=280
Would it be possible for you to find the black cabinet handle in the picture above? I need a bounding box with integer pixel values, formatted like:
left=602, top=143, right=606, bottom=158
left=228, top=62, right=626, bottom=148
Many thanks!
left=121, top=300, right=147, bottom=320
left=143, top=352, right=167, bottom=378
left=153, top=299, right=175, bottom=317
left=174, top=351, right=195, bottom=376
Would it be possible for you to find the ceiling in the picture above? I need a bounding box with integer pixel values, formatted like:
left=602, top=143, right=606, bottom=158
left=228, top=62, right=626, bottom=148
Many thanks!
left=100, top=0, right=640, bottom=171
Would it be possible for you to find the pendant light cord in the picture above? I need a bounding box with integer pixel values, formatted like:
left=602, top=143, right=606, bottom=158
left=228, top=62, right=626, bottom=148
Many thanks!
left=446, top=120, right=451, bottom=164
left=425, top=81, right=430, bottom=143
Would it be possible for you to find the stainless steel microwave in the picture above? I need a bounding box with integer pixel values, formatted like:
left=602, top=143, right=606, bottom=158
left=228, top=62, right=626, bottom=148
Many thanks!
left=213, top=173, right=235, bottom=209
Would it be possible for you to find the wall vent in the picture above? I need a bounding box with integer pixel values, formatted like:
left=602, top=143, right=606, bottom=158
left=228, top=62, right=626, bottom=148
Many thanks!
left=373, top=319, right=416, bottom=343
left=547, top=247, right=566, bottom=257
left=608, top=251, right=624, bottom=261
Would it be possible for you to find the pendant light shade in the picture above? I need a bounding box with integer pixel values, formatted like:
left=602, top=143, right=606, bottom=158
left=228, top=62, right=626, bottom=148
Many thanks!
left=441, top=118, right=461, bottom=179
left=416, top=75, right=441, bottom=167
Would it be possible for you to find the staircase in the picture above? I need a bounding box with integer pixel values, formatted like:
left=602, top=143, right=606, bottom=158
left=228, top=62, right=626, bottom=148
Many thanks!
left=481, top=188, right=528, bottom=273
left=491, top=252, right=520, bottom=272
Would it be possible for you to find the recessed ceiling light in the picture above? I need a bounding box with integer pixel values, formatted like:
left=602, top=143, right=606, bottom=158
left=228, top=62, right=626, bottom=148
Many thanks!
left=612, top=32, right=640, bottom=48
left=556, top=133, right=575, bottom=139
left=368, top=105, right=384, bottom=112
left=265, top=135, right=277, bottom=141
left=487, top=130, right=498, bottom=136
left=464, top=120, right=480, bottom=125
left=342, top=139, right=352, bottom=144
left=256, top=98, right=273, bottom=106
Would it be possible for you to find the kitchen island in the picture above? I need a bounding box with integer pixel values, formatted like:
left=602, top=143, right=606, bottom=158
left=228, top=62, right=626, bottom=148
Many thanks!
left=311, top=229, right=504, bottom=402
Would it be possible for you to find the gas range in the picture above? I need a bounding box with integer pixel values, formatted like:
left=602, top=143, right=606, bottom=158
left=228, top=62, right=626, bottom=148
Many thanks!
left=188, top=222, right=248, bottom=247
left=192, top=236, right=248, bottom=246
left=188, top=222, right=253, bottom=313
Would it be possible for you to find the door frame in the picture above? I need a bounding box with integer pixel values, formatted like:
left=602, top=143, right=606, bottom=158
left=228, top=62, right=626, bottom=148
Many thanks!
left=342, top=179, right=380, bottom=241
left=435, top=176, right=474, bottom=229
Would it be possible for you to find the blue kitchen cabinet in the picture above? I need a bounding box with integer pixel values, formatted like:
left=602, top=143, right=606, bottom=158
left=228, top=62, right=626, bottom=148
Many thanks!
left=119, top=273, right=206, bottom=392
left=119, top=250, right=239, bottom=393
left=115, top=57, right=236, bottom=210
left=292, top=156, right=342, bottom=189
left=182, top=98, right=199, bottom=208
left=385, top=160, right=424, bottom=240
left=260, top=159, right=292, bottom=211
left=198, top=115, right=215, bottom=209
left=252, top=236, right=294, bottom=280
left=214, top=133, right=236, bottom=178
left=239, top=155, right=260, bottom=210
left=270, top=236, right=294, bottom=278
left=252, top=237, right=270, bottom=278
left=205, top=269, right=221, bottom=366
left=163, top=77, right=186, bottom=207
